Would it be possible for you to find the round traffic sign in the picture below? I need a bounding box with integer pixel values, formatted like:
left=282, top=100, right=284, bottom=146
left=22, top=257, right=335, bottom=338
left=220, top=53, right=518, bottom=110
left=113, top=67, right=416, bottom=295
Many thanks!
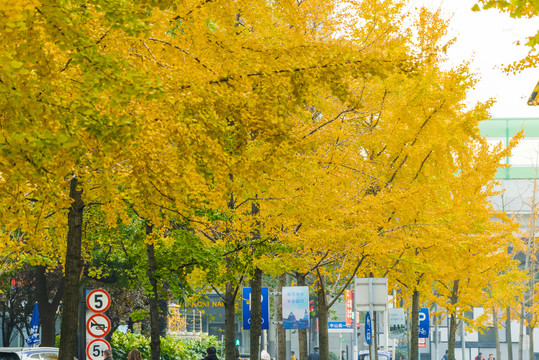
left=86, top=338, right=111, bottom=360
left=87, top=313, right=111, bottom=338
left=87, top=289, right=111, bottom=313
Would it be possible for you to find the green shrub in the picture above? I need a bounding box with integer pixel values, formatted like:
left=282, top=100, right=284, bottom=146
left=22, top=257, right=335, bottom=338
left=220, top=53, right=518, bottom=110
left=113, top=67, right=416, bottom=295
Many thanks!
left=110, top=331, right=222, bottom=360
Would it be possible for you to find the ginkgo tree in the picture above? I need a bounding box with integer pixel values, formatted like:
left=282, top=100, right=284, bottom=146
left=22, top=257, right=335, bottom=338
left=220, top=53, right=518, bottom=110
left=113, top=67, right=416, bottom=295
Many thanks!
left=1, top=3, right=527, bottom=360
left=0, top=2, right=428, bottom=360
left=104, top=1, right=442, bottom=360
left=254, top=5, right=526, bottom=360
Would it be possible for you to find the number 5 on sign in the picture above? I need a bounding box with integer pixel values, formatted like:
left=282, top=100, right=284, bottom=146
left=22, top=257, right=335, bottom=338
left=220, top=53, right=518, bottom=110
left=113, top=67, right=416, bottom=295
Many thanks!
left=86, top=339, right=111, bottom=360
left=87, top=289, right=111, bottom=313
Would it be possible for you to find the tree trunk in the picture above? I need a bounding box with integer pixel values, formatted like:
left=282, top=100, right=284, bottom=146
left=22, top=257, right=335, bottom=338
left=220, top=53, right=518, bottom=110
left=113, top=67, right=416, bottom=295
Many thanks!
left=278, top=274, right=287, bottom=360
left=35, top=265, right=64, bottom=347
left=317, top=272, right=328, bottom=360
left=447, top=281, right=459, bottom=360
left=409, top=289, right=420, bottom=360
left=250, top=268, right=263, bottom=360
left=297, top=273, right=308, bottom=360
left=146, top=224, right=161, bottom=360
left=493, top=308, right=501, bottom=360
left=59, top=176, right=84, bottom=360
left=529, top=318, right=534, bottom=360
left=225, top=282, right=237, bottom=360
left=1, top=304, right=13, bottom=347
left=507, top=307, right=513, bottom=360
left=528, top=326, right=535, bottom=360
left=519, top=303, right=524, bottom=360
left=158, top=281, right=169, bottom=337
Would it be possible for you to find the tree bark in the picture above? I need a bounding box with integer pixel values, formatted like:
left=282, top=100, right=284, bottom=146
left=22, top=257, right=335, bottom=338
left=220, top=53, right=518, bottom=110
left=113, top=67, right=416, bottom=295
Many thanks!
left=447, top=281, right=459, bottom=360
left=146, top=224, right=161, bottom=360
left=529, top=317, right=534, bottom=360
left=225, top=282, right=237, bottom=360
left=158, top=282, right=169, bottom=337
left=507, top=307, right=513, bottom=360
left=297, top=273, right=308, bottom=360
left=250, top=268, right=263, bottom=360
left=519, top=302, right=524, bottom=360
left=35, top=265, right=64, bottom=346
left=493, top=308, right=501, bottom=360
left=59, top=176, right=84, bottom=360
left=409, top=289, right=420, bottom=360
left=278, top=274, right=287, bottom=360
left=317, top=272, right=328, bottom=360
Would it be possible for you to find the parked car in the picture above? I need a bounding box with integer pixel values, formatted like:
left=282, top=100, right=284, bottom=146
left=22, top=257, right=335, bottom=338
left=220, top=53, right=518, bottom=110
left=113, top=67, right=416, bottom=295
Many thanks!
left=358, top=351, right=392, bottom=360
left=0, top=347, right=60, bottom=360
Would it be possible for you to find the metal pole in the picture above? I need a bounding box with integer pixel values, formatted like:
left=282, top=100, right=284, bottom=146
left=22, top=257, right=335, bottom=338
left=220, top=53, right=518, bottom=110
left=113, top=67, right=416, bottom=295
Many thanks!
left=385, top=308, right=389, bottom=351
left=340, top=333, right=343, bottom=360
left=461, top=321, right=466, bottom=360
left=369, top=279, right=374, bottom=357
left=434, top=304, right=439, bottom=360
left=353, top=284, right=358, bottom=360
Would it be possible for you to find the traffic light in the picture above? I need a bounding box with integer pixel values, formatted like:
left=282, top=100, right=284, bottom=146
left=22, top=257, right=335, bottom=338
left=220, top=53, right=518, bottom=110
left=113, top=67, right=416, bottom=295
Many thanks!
left=528, top=80, right=539, bottom=106
left=235, top=339, right=241, bottom=346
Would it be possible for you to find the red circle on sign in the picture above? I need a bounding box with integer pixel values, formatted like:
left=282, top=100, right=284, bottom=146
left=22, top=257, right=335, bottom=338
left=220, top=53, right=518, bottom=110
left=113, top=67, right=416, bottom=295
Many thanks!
left=87, top=313, right=111, bottom=338
left=87, top=289, right=111, bottom=313
left=86, top=338, right=111, bottom=360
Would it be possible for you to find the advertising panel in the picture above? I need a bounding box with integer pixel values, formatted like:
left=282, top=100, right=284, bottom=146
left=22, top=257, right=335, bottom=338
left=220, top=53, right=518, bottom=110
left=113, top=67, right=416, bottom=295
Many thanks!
left=389, top=308, right=406, bottom=339
left=282, top=286, right=309, bottom=329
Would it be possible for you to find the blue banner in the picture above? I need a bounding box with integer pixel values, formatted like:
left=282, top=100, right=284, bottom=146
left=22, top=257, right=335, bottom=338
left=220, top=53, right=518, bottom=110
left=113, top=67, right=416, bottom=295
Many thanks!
left=365, top=312, right=372, bottom=345
left=419, top=307, right=429, bottom=338
left=26, top=303, right=40, bottom=346
left=242, top=287, right=269, bottom=330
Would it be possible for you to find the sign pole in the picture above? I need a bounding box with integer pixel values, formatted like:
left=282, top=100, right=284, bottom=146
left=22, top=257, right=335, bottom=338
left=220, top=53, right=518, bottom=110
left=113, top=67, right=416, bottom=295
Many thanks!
left=385, top=306, right=389, bottom=351
left=369, top=278, right=374, bottom=359
left=434, top=304, right=439, bottom=360
left=85, top=289, right=112, bottom=360
left=352, top=285, right=357, bottom=360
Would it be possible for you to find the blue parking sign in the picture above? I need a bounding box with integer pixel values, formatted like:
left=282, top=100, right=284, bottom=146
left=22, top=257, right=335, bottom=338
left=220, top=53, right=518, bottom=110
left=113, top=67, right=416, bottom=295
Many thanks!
left=419, top=308, right=429, bottom=338
left=243, top=287, right=269, bottom=330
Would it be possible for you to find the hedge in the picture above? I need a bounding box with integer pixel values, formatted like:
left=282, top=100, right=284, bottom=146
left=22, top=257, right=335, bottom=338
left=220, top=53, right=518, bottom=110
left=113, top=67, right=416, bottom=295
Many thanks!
left=110, top=331, right=223, bottom=360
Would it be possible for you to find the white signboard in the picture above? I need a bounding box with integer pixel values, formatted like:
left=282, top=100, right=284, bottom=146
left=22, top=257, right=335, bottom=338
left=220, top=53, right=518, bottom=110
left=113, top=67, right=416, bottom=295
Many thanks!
left=354, top=278, right=387, bottom=311
left=389, top=308, right=406, bottom=339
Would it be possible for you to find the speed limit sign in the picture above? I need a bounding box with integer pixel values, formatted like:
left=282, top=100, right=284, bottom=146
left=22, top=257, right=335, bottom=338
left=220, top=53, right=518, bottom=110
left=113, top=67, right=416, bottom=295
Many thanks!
left=86, top=289, right=111, bottom=313
left=86, top=338, right=111, bottom=360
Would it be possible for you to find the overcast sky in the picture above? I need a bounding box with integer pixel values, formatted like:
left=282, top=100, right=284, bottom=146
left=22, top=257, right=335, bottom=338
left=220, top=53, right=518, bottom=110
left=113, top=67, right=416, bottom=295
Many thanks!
left=424, top=0, right=539, bottom=119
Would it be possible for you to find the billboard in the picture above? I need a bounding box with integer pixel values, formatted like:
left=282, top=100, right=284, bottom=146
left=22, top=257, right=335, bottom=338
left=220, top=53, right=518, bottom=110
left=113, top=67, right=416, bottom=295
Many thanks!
left=282, top=286, right=309, bottom=329
left=242, top=287, right=269, bottom=330
left=389, top=308, right=406, bottom=339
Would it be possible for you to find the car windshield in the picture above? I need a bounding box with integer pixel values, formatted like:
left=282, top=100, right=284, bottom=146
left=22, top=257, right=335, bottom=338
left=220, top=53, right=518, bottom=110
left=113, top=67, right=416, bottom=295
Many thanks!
left=0, top=353, right=20, bottom=360
left=359, top=354, right=390, bottom=360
